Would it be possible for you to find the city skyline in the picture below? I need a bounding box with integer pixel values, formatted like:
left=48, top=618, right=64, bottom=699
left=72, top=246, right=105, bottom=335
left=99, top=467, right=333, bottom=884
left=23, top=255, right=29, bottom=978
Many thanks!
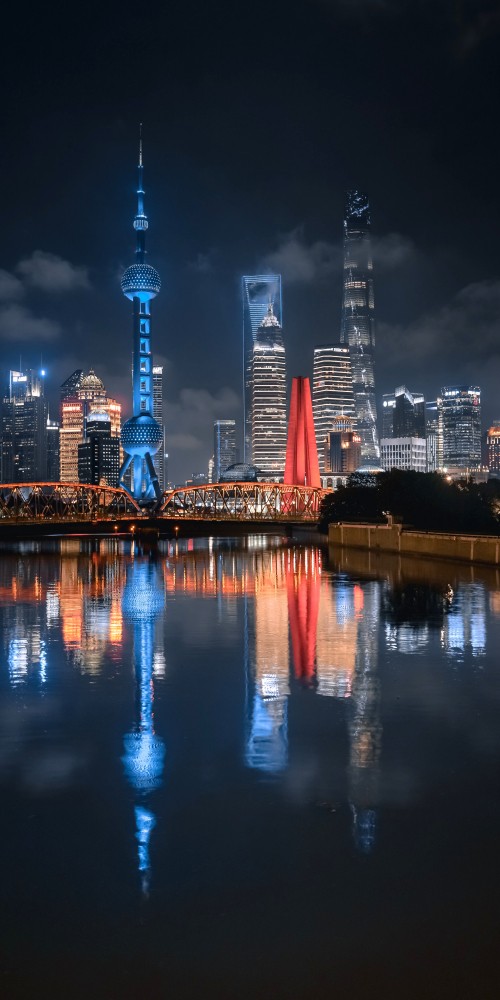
left=0, top=3, right=499, bottom=482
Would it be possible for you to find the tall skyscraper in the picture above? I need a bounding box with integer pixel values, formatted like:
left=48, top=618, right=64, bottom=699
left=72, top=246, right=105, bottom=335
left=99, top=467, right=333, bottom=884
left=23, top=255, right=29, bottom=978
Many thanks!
left=213, top=419, right=237, bottom=481
left=312, top=344, right=355, bottom=474
left=119, top=130, right=163, bottom=503
left=251, top=303, right=287, bottom=480
left=426, top=400, right=442, bottom=470
left=152, top=365, right=165, bottom=492
left=440, top=385, right=481, bottom=473
left=78, top=411, right=120, bottom=486
left=46, top=417, right=60, bottom=482
left=1, top=369, right=47, bottom=482
left=380, top=385, right=427, bottom=471
left=340, top=191, right=379, bottom=462
left=242, top=274, right=282, bottom=462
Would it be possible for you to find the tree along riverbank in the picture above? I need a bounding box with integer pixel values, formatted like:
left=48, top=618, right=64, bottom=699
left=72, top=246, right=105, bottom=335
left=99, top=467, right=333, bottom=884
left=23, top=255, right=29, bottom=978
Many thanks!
left=319, top=469, right=500, bottom=536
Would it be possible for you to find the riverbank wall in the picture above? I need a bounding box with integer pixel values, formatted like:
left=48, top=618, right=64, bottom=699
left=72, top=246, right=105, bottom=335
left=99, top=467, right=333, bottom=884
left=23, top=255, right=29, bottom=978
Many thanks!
left=328, top=522, right=500, bottom=566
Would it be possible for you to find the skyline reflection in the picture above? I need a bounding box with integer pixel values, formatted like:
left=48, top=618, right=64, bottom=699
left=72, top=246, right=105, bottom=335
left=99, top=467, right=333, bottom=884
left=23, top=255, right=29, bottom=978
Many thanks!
left=0, top=534, right=494, bottom=869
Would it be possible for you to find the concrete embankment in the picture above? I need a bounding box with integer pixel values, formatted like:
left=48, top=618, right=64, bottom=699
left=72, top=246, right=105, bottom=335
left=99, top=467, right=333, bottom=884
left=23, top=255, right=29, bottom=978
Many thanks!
left=328, top=522, right=500, bottom=566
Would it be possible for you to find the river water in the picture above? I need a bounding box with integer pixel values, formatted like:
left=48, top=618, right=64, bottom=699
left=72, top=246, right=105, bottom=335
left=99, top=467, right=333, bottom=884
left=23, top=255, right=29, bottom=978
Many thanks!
left=1, top=535, right=499, bottom=998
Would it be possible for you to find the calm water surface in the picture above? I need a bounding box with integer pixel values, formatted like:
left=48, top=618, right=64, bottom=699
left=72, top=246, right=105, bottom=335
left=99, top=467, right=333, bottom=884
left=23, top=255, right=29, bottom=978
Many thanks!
left=1, top=535, right=500, bottom=998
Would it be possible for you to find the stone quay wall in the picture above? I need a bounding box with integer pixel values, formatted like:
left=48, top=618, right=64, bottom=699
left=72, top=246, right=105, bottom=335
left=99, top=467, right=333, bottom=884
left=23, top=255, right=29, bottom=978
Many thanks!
left=328, top=522, right=500, bottom=566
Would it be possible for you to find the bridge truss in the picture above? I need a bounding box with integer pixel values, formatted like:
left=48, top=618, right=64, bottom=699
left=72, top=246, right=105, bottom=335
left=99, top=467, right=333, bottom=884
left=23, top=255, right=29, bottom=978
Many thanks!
left=160, top=482, right=328, bottom=521
left=0, top=481, right=329, bottom=525
left=0, top=483, right=140, bottom=521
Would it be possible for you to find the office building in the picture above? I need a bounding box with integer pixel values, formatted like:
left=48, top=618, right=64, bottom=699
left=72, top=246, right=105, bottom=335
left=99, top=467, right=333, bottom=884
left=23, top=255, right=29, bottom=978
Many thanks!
left=485, top=423, right=500, bottom=478
left=78, top=412, right=120, bottom=486
left=381, top=393, right=396, bottom=439
left=325, top=418, right=362, bottom=476
left=214, top=419, right=238, bottom=481
left=59, top=367, right=121, bottom=482
left=340, top=191, right=379, bottom=462
left=251, top=303, right=287, bottom=480
left=60, top=399, right=84, bottom=481
left=152, top=365, right=166, bottom=491
left=439, top=385, right=481, bottom=473
left=46, top=417, right=60, bottom=481
left=1, top=368, right=47, bottom=482
left=242, top=274, right=282, bottom=462
left=380, top=437, right=427, bottom=472
left=393, top=386, right=425, bottom=438
left=312, top=344, right=355, bottom=473
left=425, top=400, right=442, bottom=471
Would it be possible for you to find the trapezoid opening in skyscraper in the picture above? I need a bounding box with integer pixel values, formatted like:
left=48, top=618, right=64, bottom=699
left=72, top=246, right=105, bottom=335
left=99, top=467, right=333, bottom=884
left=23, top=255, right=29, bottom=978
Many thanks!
left=119, top=127, right=163, bottom=504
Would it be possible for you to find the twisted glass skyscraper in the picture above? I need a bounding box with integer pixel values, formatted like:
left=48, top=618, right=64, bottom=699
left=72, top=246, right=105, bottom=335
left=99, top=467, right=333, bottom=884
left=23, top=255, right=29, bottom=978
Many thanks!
left=340, top=191, right=379, bottom=462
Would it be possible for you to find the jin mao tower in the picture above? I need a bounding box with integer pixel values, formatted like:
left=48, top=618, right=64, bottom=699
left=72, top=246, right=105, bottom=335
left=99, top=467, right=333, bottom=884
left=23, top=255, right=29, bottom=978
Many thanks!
left=119, top=129, right=163, bottom=502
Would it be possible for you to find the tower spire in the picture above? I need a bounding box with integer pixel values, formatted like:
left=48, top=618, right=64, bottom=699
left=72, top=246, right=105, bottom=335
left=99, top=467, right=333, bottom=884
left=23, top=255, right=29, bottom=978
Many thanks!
left=134, top=122, right=148, bottom=263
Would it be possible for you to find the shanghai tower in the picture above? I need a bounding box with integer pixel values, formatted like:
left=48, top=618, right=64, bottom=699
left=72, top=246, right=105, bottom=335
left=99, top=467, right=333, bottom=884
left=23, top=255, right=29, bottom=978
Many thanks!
left=119, top=129, right=163, bottom=503
left=340, top=191, right=379, bottom=462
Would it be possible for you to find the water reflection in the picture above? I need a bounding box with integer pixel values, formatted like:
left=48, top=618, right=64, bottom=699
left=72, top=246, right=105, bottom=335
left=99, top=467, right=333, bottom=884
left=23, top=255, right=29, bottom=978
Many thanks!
left=0, top=534, right=495, bottom=873
left=122, top=555, right=166, bottom=895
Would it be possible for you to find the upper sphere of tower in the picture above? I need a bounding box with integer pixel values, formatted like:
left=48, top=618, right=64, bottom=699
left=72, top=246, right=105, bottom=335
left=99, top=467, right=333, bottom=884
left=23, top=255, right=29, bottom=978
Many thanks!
left=121, top=263, right=161, bottom=302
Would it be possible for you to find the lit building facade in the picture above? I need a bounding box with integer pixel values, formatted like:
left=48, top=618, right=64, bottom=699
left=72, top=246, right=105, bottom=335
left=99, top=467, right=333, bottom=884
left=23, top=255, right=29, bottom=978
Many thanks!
left=60, top=400, right=84, bottom=481
left=1, top=369, right=47, bottom=482
left=78, top=412, right=120, bottom=486
left=214, top=419, right=237, bottom=481
left=393, top=386, right=425, bottom=439
left=152, top=365, right=165, bottom=491
left=242, top=274, right=282, bottom=463
left=439, top=385, right=481, bottom=473
left=251, top=303, right=287, bottom=480
left=312, top=344, right=355, bottom=473
left=59, top=368, right=121, bottom=482
left=380, top=437, right=427, bottom=472
left=425, top=400, right=442, bottom=471
left=325, top=418, right=361, bottom=476
left=340, top=191, right=379, bottom=462
left=46, top=417, right=60, bottom=482
left=486, top=423, right=500, bottom=478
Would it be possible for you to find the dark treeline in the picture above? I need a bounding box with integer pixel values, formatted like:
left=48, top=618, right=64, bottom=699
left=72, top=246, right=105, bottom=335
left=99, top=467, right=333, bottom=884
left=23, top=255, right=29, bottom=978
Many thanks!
left=319, top=470, right=500, bottom=535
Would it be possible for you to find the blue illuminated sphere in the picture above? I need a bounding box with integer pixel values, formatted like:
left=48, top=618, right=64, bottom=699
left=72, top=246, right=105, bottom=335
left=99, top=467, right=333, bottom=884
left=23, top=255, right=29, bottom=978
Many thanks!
left=121, top=414, right=163, bottom=457
left=121, top=263, right=161, bottom=301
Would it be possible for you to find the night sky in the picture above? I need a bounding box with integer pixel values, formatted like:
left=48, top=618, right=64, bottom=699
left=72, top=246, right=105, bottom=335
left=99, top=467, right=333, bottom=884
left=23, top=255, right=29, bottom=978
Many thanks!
left=1, top=0, right=500, bottom=481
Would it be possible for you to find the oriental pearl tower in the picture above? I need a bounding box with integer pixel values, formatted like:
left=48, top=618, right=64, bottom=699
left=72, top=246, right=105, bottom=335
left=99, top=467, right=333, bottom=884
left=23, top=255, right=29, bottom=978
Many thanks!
left=119, top=127, right=163, bottom=503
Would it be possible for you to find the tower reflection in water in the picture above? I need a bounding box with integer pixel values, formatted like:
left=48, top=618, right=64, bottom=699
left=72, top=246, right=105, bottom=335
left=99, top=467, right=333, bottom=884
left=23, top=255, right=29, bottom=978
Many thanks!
left=122, top=552, right=166, bottom=895
left=245, top=545, right=290, bottom=773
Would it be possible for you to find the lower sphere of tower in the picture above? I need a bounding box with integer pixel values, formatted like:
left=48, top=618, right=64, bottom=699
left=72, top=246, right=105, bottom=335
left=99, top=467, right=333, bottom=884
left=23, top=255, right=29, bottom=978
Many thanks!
left=121, top=414, right=163, bottom=457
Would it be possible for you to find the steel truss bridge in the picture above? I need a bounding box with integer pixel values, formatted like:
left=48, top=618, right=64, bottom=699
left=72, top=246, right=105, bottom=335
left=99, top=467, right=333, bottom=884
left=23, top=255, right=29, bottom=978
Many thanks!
left=0, top=482, right=329, bottom=529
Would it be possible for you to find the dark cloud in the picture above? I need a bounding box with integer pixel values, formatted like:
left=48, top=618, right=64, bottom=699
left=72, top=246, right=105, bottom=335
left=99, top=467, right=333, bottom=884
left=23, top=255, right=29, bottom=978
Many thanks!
left=0, top=269, right=24, bottom=302
left=263, top=229, right=415, bottom=284
left=16, top=251, right=90, bottom=293
left=262, top=228, right=342, bottom=284
left=0, top=304, right=61, bottom=342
